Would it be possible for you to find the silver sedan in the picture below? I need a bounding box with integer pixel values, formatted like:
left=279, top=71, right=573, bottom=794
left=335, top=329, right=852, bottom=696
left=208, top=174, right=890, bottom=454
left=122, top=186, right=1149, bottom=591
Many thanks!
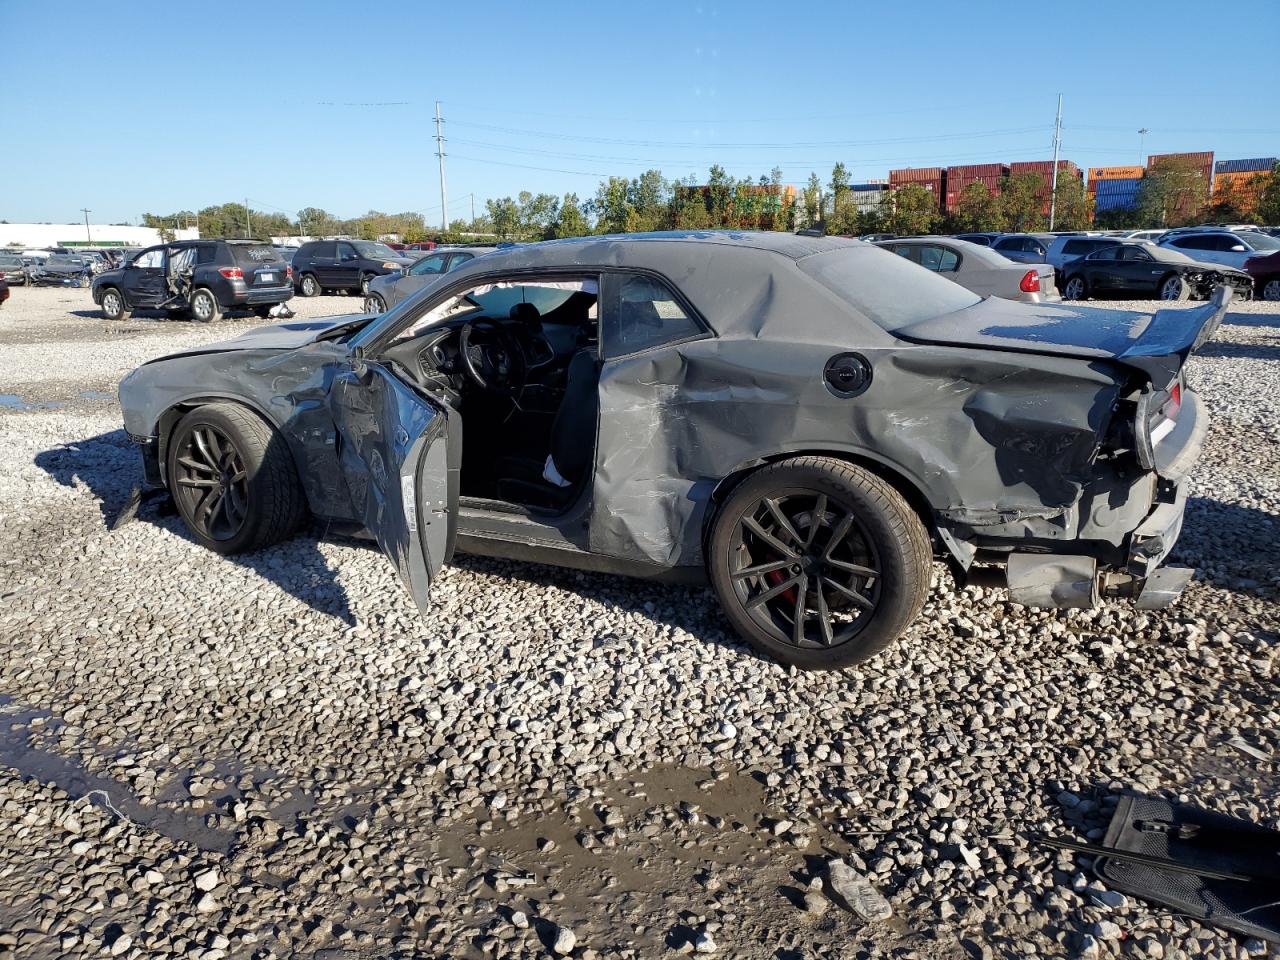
left=876, top=237, right=1059, bottom=303
left=364, top=246, right=495, bottom=313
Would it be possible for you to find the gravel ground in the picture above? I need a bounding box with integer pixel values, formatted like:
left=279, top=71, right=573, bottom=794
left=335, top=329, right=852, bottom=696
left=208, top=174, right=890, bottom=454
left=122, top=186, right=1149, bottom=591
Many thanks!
left=0, top=286, right=1277, bottom=960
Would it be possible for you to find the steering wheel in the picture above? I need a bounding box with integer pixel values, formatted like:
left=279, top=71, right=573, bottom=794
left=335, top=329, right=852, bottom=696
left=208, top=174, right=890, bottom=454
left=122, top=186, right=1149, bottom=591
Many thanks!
left=458, top=318, right=528, bottom=397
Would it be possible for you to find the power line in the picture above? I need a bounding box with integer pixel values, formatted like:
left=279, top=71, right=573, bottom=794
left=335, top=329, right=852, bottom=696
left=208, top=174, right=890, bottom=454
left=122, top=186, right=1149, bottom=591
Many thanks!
left=447, top=119, right=1054, bottom=150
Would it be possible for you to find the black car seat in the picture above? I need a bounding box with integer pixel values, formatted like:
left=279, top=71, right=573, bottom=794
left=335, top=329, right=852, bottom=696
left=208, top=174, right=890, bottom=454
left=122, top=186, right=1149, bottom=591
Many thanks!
left=496, top=345, right=599, bottom=510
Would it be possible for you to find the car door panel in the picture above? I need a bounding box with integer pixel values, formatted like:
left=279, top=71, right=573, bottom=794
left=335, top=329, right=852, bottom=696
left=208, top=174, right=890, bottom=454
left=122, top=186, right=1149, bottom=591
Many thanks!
left=327, top=362, right=453, bottom=612
left=123, top=248, right=167, bottom=306
left=335, top=243, right=362, bottom=288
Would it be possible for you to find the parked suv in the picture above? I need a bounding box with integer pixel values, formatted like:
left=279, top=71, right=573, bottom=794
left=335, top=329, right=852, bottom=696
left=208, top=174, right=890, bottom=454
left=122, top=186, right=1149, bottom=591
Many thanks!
left=92, top=240, right=294, bottom=323
left=1159, top=229, right=1280, bottom=269
left=291, top=239, right=415, bottom=297
left=363, top=246, right=495, bottom=313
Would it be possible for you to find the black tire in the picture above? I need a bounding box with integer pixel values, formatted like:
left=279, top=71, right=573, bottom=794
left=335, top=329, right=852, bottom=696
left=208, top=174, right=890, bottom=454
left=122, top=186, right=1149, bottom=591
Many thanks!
left=253, top=304, right=275, bottom=319
left=299, top=273, right=320, bottom=297
left=189, top=288, right=221, bottom=323
left=364, top=292, right=386, bottom=314
left=708, top=456, right=931, bottom=669
left=1158, top=273, right=1190, bottom=301
left=167, top=403, right=307, bottom=555
left=100, top=287, right=126, bottom=321
left=77, top=275, right=90, bottom=289
left=1062, top=275, right=1087, bottom=301
left=1261, top=277, right=1280, bottom=302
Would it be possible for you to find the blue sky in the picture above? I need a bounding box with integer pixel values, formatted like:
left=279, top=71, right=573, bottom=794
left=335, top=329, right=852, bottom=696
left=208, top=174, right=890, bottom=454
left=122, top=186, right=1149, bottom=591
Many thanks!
left=2, top=0, right=1278, bottom=226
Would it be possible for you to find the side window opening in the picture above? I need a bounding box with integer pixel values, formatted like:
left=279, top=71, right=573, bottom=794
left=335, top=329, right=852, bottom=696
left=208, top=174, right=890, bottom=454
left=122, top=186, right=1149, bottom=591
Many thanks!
left=604, top=274, right=702, bottom=359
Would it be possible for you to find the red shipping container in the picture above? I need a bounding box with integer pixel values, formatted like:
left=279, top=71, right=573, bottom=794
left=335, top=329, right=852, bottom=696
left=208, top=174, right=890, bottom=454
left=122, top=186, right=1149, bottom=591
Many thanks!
left=889, top=167, right=944, bottom=185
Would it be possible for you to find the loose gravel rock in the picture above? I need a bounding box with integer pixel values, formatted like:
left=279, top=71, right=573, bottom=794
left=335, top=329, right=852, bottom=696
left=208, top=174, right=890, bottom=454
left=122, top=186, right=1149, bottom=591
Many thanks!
left=1, top=287, right=1278, bottom=959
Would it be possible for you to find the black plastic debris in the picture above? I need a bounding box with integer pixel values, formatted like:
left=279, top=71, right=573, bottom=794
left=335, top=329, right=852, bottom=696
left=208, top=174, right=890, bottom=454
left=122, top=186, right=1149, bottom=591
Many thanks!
left=1040, top=794, right=1280, bottom=944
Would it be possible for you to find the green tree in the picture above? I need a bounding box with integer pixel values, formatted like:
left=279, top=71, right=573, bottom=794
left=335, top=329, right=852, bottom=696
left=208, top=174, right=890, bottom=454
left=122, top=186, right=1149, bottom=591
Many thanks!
left=802, top=172, right=823, bottom=229
left=886, top=184, right=938, bottom=235
left=705, top=165, right=734, bottom=228
left=672, top=185, right=711, bottom=229
left=997, top=172, right=1048, bottom=232
left=592, top=176, right=632, bottom=234
left=485, top=197, right=521, bottom=239
left=1136, top=158, right=1210, bottom=227
left=953, top=181, right=1004, bottom=232
left=1252, top=164, right=1280, bottom=223
left=1050, top=174, right=1092, bottom=231
left=828, top=162, right=852, bottom=231
left=550, top=193, right=590, bottom=239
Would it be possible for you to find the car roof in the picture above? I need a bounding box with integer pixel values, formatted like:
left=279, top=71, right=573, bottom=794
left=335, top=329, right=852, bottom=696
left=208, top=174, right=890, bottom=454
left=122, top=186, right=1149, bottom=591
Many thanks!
left=879, top=236, right=1013, bottom=267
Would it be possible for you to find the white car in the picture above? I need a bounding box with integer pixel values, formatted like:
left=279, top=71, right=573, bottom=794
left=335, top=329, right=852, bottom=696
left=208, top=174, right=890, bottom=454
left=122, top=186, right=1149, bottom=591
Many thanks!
left=1159, top=229, right=1280, bottom=268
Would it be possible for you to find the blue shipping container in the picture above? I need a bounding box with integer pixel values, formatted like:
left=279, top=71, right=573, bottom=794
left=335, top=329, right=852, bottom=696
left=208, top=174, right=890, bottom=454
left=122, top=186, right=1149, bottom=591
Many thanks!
left=1096, top=193, right=1139, bottom=212
left=1214, top=157, right=1276, bottom=174
left=850, top=183, right=888, bottom=192
left=1094, top=177, right=1142, bottom=196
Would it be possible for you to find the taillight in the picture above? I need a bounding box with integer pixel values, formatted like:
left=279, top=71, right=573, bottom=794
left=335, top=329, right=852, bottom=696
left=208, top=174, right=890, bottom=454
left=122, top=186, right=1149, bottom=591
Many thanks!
left=286, top=265, right=293, bottom=279
left=1019, top=269, right=1041, bottom=293
left=218, top=267, right=243, bottom=279
left=1168, top=382, right=1181, bottom=414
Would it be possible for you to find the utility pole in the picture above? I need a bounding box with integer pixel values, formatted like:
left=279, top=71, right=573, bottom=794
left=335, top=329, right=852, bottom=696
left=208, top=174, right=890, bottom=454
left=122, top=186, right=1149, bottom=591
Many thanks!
left=470, top=193, right=475, bottom=225
left=434, top=100, right=448, bottom=231
left=1048, top=94, right=1063, bottom=230
left=1138, top=127, right=1149, bottom=165
left=245, top=198, right=252, bottom=239
left=80, top=208, right=92, bottom=242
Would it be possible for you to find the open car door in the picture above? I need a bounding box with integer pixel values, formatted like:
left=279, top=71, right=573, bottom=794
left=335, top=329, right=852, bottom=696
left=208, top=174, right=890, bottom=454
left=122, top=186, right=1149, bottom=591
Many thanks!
left=328, top=361, right=455, bottom=613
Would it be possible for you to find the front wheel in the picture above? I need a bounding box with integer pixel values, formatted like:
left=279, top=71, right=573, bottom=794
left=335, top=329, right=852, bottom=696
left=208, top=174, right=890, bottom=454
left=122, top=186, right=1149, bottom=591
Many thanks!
left=1062, top=275, right=1087, bottom=300
left=167, top=403, right=307, bottom=555
left=708, top=456, right=931, bottom=669
left=1262, top=277, right=1280, bottom=302
left=364, top=292, right=386, bottom=314
left=299, top=273, right=320, bottom=297
left=100, top=287, right=126, bottom=320
left=1159, top=274, right=1190, bottom=301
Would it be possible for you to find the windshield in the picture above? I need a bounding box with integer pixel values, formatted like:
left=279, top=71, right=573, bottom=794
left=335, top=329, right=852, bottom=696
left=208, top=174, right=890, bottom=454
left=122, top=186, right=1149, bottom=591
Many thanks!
left=0, top=255, right=22, bottom=265
left=798, top=246, right=980, bottom=331
left=1243, top=232, right=1280, bottom=251
left=352, top=241, right=399, bottom=260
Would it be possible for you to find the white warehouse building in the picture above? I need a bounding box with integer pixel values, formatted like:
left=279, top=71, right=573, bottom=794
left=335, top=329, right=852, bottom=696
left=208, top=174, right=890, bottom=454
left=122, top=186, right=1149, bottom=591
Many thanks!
left=0, top=223, right=199, bottom=250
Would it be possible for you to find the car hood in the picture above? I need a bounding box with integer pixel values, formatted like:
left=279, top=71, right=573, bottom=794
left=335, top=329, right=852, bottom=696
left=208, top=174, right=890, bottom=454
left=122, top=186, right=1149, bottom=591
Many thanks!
left=895, top=287, right=1232, bottom=382
left=143, top=314, right=374, bottom=363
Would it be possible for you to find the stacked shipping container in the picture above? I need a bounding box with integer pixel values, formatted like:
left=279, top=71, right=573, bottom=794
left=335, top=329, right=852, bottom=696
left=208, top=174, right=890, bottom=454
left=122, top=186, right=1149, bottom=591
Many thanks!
left=889, top=167, right=945, bottom=212
left=1147, top=152, right=1214, bottom=183
left=1087, top=166, right=1144, bottom=196
left=1093, top=178, right=1143, bottom=212
left=1212, top=158, right=1275, bottom=209
left=943, top=163, right=1007, bottom=213
left=850, top=181, right=889, bottom=214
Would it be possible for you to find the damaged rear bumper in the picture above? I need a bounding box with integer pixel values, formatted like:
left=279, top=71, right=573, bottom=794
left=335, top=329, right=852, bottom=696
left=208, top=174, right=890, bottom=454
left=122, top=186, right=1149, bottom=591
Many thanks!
left=1003, top=480, right=1192, bottom=610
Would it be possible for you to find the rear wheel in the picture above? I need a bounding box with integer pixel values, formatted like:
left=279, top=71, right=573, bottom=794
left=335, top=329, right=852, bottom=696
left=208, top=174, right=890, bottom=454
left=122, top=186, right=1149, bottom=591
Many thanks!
left=1159, top=274, right=1190, bottom=301
left=708, top=457, right=931, bottom=669
left=1262, top=277, right=1280, bottom=301
left=360, top=274, right=374, bottom=296
left=1062, top=275, right=1087, bottom=300
left=167, top=403, right=306, bottom=555
left=364, top=292, right=386, bottom=314
left=299, top=273, right=320, bottom=297
left=189, top=287, right=220, bottom=323
left=100, top=287, right=126, bottom=320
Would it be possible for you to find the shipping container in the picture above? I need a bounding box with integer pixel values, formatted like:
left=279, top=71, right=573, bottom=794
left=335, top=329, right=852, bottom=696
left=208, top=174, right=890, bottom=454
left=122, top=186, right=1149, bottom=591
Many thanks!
left=946, top=163, right=1007, bottom=180
left=1095, top=192, right=1140, bottom=213
left=889, top=167, right=944, bottom=185
left=1093, top=177, right=1142, bottom=194
left=1147, top=152, right=1214, bottom=184
left=1088, top=165, right=1145, bottom=183
left=1212, top=169, right=1272, bottom=202
left=1214, top=157, right=1276, bottom=175
left=849, top=182, right=889, bottom=192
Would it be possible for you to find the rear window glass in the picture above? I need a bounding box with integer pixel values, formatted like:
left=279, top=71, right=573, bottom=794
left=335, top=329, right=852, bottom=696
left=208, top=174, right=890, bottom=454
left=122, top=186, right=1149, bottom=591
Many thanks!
left=230, top=244, right=283, bottom=266
left=798, top=246, right=980, bottom=331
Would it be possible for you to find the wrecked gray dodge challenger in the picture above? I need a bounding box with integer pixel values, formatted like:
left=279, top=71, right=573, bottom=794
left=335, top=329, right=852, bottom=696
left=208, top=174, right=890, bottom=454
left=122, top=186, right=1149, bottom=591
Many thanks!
left=118, top=232, right=1223, bottom=669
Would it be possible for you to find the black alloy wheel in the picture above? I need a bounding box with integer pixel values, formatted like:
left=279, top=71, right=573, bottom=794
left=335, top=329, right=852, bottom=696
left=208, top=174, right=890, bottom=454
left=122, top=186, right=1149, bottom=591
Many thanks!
left=728, top=490, right=882, bottom=649
left=172, top=422, right=250, bottom=542
left=709, top=457, right=931, bottom=669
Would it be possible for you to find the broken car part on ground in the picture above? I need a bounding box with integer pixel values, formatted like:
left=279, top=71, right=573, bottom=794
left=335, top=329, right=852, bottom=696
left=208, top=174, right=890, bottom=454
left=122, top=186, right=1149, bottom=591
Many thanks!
left=118, top=232, right=1225, bottom=668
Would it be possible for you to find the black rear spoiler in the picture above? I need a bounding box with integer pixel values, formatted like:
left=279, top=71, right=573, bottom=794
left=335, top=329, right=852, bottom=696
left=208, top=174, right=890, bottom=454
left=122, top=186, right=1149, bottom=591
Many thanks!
left=1114, top=285, right=1231, bottom=383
